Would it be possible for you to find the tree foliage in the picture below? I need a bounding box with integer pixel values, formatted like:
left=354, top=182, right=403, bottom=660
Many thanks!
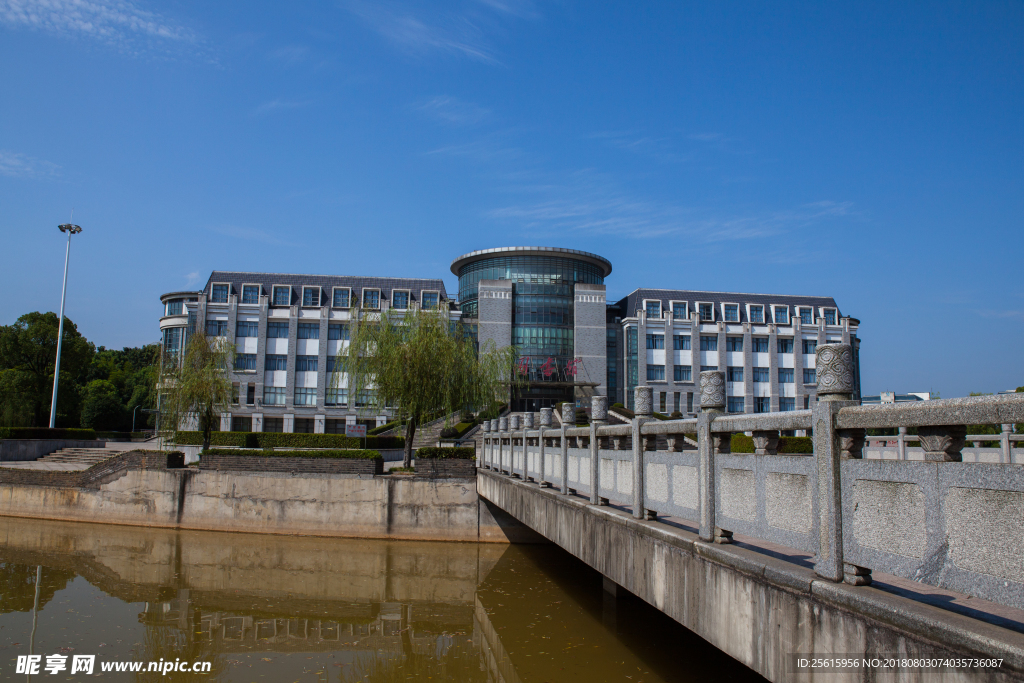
left=159, top=332, right=234, bottom=452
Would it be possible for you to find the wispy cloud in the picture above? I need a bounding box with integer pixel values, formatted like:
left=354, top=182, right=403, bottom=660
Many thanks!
left=209, top=224, right=294, bottom=247
left=0, top=0, right=202, bottom=56
left=269, top=45, right=309, bottom=65
left=252, top=99, right=313, bottom=115
left=418, top=95, right=490, bottom=125
left=474, top=0, right=539, bottom=19
left=185, top=271, right=200, bottom=287
left=979, top=309, right=1024, bottom=322
left=0, top=149, right=60, bottom=178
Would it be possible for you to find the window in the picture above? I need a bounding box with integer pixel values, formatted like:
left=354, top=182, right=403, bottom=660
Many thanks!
left=231, top=383, right=240, bottom=405
left=235, top=353, right=257, bottom=371
left=646, top=334, right=665, bottom=349
left=799, top=307, right=813, bottom=325
left=727, top=367, right=743, bottom=382
left=332, top=288, right=350, bottom=308
left=246, top=384, right=255, bottom=405
left=672, top=302, right=687, bottom=319
left=166, top=300, right=183, bottom=315
left=773, top=306, right=789, bottom=324
left=205, top=320, right=228, bottom=337
left=392, top=290, right=409, bottom=309
left=778, top=368, right=794, bottom=383
left=686, top=392, right=694, bottom=413
left=211, top=284, right=229, bottom=303
left=700, top=365, right=718, bottom=372
left=294, top=417, right=315, bottom=433
left=802, top=339, right=818, bottom=354
left=823, top=308, right=837, bottom=325
left=328, top=323, right=349, bottom=340
left=362, top=289, right=380, bottom=309
left=803, top=368, right=817, bottom=384
left=267, top=321, right=289, bottom=338
left=261, top=417, right=282, bottom=432
left=645, top=300, right=661, bottom=319
left=241, top=285, right=260, bottom=304
left=779, top=397, right=796, bottom=412
left=297, top=323, right=319, bottom=339
left=646, top=364, right=665, bottom=381
left=698, top=303, right=714, bottom=321
left=724, top=304, right=739, bottom=322
left=659, top=392, right=667, bottom=413
left=265, top=354, right=287, bottom=371
left=674, top=365, right=691, bottom=382
left=725, top=336, right=743, bottom=352
left=421, top=291, right=439, bottom=310
left=325, top=388, right=347, bottom=406
left=263, top=387, right=286, bottom=405
left=749, top=305, right=764, bottom=323
left=296, top=355, right=318, bottom=372
left=294, top=388, right=316, bottom=406
left=355, top=389, right=375, bottom=407
left=272, top=286, right=290, bottom=306
left=673, top=335, right=690, bottom=350
left=162, top=327, right=182, bottom=352
left=673, top=392, right=681, bottom=412
left=236, top=321, right=258, bottom=337
left=777, top=338, right=794, bottom=353
left=727, top=397, right=744, bottom=413
left=700, top=335, right=718, bottom=351
left=302, top=287, right=320, bottom=307
left=231, top=416, right=252, bottom=432
left=755, top=397, right=770, bottom=413
left=753, top=367, right=770, bottom=383
left=752, top=337, right=769, bottom=353
left=325, top=418, right=346, bottom=433
left=326, top=356, right=339, bottom=372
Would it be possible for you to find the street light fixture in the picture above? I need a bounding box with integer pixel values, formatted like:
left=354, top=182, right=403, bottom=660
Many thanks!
left=49, top=222, right=83, bottom=429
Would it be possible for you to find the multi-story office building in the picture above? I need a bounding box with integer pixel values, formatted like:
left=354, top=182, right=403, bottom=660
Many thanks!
left=160, top=248, right=860, bottom=431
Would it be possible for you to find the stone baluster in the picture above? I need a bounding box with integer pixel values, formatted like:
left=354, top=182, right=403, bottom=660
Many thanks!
left=810, top=343, right=869, bottom=585
left=751, top=430, right=780, bottom=455
left=522, top=412, right=534, bottom=480
left=482, top=421, right=491, bottom=469
left=539, top=408, right=552, bottom=486
left=698, top=371, right=731, bottom=543
left=1002, top=424, right=1013, bottom=464
left=560, top=403, right=575, bottom=495
left=591, top=396, right=608, bottom=505
left=897, top=426, right=907, bottom=460
left=498, top=416, right=508, bottom=474
left=917, top=425, right=967, bottom=462
left=666, top=434, right=685, bottom=452
left=632, top=387, right=652, bottom=519
left=509, top=414, right=521, bottom=477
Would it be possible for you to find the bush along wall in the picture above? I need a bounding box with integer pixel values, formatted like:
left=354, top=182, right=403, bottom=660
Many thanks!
left=203, top=448, right=381, bottom=459
left=172, top=431, right=404, bottom=450
left=0, top=427, right=97, bottom=440
left=415, top=447, right=475, bottom=460
left=731, top=434, right=814, bottom=454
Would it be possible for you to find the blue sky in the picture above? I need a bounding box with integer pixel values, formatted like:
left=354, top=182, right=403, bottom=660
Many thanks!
left=1, top=1, right=1021, bottom=398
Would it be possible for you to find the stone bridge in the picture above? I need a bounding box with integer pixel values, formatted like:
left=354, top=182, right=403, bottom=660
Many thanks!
left=477, top=343, right=1024, bottom=682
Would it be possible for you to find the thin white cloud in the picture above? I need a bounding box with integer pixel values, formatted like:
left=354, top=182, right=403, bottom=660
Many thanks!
left=418, top=95, right=490, bottom=125
left=269, top=45, right=309, bottom=65
left=474, top=0, right=539, bottom=19
left=252, top=99, right=313, bottom=115
left=184, top=271, right=200, bottom=287
left=0, top=150, right=60, bottom=178
left=979, top=309, right=1024, bottom=322
left=209, top=224, right=294, bottom=247
left=345, top=0, right=495, bottom=62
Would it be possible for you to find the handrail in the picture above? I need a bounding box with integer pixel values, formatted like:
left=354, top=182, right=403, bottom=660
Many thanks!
left=836, top=393, right=1024, bottom=429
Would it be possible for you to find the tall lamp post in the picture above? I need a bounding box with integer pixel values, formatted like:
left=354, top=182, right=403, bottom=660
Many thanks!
left=49, top=222, right=83, bottom=429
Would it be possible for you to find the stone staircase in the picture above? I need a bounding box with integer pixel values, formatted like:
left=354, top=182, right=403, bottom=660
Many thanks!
left=412, top=414, right=458, bottom=449
left=35, top=448, right=123, bottom=468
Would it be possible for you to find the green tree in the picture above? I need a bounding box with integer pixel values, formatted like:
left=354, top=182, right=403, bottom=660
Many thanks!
left=85, top=344, right=160, bottom=431
left=81, top=379, right=126, bottom=430
left=334, top=305, right=522, bottom=468
left=0, top=312, right=94, bottom=427
left=159, top=332, right=234, bottom=452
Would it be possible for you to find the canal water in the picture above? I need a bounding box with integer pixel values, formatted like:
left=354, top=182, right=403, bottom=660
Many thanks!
left=0, top=517, right=763, bottom=681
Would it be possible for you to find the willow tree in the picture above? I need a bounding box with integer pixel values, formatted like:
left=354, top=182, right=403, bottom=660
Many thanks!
left=333, top=304, right=521, bottom=468
left=158, top=332, right=234, bottom=453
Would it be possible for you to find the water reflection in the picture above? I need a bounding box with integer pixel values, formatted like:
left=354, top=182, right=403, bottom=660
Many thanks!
left=0, top=517, right=762, bottom=682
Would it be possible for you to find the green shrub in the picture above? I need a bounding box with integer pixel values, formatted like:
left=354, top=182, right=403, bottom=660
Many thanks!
left=203, top=448, right=381, bottom=459
left=610, top=405, right=635, bottom=419
left=173, top=431, right=403, bottom=449
left=0, top=427, right=97, bottom=440
left=731, top=434, right=813, bottom=453
left=368, top=420, right=402, bottom=436
left=440, top=422, right=475, bottom=439
left=670, top=411, right=683, bottom=418
left=415, top=446, right=475, bottom=460
left=477, top=403, right=507, bottom=421
left=611, top=402, right=625, bottom=409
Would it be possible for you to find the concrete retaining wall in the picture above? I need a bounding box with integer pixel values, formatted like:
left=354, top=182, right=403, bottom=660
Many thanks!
left=0, top=439, right=103, bottom=461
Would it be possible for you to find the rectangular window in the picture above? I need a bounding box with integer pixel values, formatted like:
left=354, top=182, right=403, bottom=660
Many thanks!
left=749, top=305, right=764, bottom=323
left=803, top=368, right=817, bottom=384
left=673, top=365, right=692, bottom=382
left=700, top=335, right=718, bottom=351
left=241, top=285, right=260, bottom=304
left=302, top=287, right=320, bottom=307
left=294, top=388, right=316, bottom=406
left=686, top=392, right=694, bottom=413
left=362, top=289, right=380, bottom=309
left=297, top=323, right=319, bottom=339
left=799, top=307, right=813, bottom=325
left=779, top=397, right=796, bottom=412
left=659, top=392, right=667, bottom=413
left=752, top=337, right=769, bottom=353
left=246, top=384, right=255, bottom=405
left=725, top=336, right=743, bottom=352
left=328, top=323, right=349, bottom=340
left=235, top=353, right=257, bottom=371
left=727, top=367, right=743, bottom=382
left=295, top=355, right=318, bottom=372
left=294, top=418, right=315, bottom=433
left=205, top=320, right=228, bottom=337
left=672, top=302, right=687, bottom=319
left=645, top=300, right=661, bottom=319
left=777, top=338, right=794, bottom=353
left=355, top=389, right=375, bottom=407
left=753, top=367, right=770, bottom=383
left=325, top=418, right=346, bottom=433
left=802, top=339, right=818, bottom=354
left=166, top=300, right=183, bottom=315
left=646, top=364, right=665, bottom=381
left=727, top=397, right=744, bottom=413
left=700, top=365, right=718, bottom=372
left=673, top=391, right=681, bottom=412
left=262, top=417, right=283, bottom=432
left=211, top=284, right=229, bottom=303
left=325, top=388, right=348, bottom=406
left=646, top=334, right=665, bottom=349
left=326, top=356, right=338, bottom=372
left=265, top=354, right=287, bottom=371
left=262, top=387, right=286, bottom=405
left=778, top=368, right=794, bottom=383
left=698, top=303, right=713, bottom=321
left=824, top=309, right=837, bottom=325
left=724, top=304, right=739, bottom=322
left=272, top=286, right=290, bottom=306
left=774, top=306, right=789, bottom=324
left=421, top=291, right=439, bottom=310
left=162, top=327, right=182, bottom=352
left=673, top=335, right=690, bottom=350
left=267, top=321, right=289, bottom=338
left=392, top=291, right=409, bottom=309
left=755, top=397, right=770, bottom=413
left=231, top=416, right=252, bottom=432
left=332, top=288, right=350, bottom=308
left=236, top=321, right=258, bottom=337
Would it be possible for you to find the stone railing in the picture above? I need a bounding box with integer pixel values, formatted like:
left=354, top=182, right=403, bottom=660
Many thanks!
left=479, top=344, right=1024, bottom=611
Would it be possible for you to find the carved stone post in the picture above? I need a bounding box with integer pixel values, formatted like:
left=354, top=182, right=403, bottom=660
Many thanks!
left=499, top=416, right=508, bottom=475
left=561, top=403, right=575, bottom=495
left=482, top=421, right=491, bottom=469
left=918, top=425, right=967, bottom=462
left=509, top=414, right=521, bottom=477
left=811, top=343, right=866, bottom=585
left=897, top=426, right=907, bottom=460
left=591, top=396, right=608, bottom=505
left=632, top=387, right=652, bottom=519
left=539, top=408, right=552, bottom=486
left=1002, top=424, right=1013, bottom=464
left=698, top=371, right=725, bottom=542
left=751, top=430, right=780, bottom=455
left=522, top=412, right=534, bottom=480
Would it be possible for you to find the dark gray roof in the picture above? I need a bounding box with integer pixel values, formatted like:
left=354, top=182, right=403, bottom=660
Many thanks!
left=612, top=288, right=842, bottom=323
left=203, top=271, right=449, bottom=306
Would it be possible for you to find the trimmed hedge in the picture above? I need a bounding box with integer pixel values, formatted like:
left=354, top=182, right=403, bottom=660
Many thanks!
left=416, top=446, right=475, bottom=460
left=731, top=434, right=814, bottom=454
left=610, top=405, right=635, bottom=419
left=204, top=448, right=381, bottom=459
left=368, top=420, right=402, bottom=436
left=172, top=431, right=403, bottom=450
left=0, top=427, right=96, bottom=440
left=440, top=422, right=476, bottom=439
